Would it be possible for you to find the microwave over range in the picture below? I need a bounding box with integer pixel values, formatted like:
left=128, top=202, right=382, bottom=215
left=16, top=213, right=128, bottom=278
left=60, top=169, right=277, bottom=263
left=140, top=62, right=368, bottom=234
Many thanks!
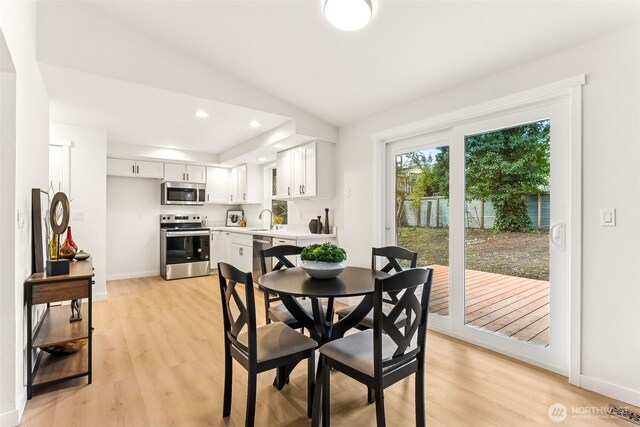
left=161, top=181, right=205, bottom=206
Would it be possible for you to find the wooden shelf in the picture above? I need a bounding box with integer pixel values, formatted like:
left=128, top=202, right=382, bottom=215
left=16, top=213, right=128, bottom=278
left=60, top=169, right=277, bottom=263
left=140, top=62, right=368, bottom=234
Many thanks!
left=33, top=346, right=88, bottom=386
left=33, top=305, right=89, bottom=348
left=25, top=259, right=94, bottom=399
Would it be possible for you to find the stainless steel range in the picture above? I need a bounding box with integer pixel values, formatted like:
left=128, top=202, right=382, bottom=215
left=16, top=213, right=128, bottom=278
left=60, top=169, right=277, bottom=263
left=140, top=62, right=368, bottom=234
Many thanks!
left=160, top=214, right=210, bottom=280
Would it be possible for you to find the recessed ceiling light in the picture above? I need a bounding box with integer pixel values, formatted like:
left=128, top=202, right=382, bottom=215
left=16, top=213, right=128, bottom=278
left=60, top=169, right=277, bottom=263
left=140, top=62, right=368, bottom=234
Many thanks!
left=249, top=120, right=261, bottom=128
left=258, top=157, right=266, bottom=162
left=324, top=0, right=372, bottom=31
left=274, top=143, right=284, bottom=149
left=195, top=110, right=209, bottom=119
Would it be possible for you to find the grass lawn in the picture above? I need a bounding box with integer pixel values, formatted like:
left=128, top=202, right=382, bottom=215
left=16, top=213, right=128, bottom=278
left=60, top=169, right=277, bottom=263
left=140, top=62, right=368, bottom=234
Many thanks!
left=397, top=227, right=549, bottom=281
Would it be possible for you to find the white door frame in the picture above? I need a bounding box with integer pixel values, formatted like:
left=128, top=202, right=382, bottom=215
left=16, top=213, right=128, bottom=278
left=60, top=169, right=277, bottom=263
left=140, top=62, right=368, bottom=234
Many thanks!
left=371, top=75, right=584, bottom=384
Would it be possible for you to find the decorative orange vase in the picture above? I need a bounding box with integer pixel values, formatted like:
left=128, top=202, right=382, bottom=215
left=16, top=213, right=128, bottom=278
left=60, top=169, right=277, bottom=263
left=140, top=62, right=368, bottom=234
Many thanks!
left=59, top=226, right=77, bottom=260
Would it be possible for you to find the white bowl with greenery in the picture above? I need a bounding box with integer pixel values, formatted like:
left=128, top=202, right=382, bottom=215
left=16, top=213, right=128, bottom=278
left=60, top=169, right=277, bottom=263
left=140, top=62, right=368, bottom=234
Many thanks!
left=300, top=243, right=347, bottom=279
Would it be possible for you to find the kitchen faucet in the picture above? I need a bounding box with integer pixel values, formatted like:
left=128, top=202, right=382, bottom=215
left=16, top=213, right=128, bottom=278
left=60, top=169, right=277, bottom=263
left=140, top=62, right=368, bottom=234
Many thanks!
left=258, top=209, right=274, bottom=230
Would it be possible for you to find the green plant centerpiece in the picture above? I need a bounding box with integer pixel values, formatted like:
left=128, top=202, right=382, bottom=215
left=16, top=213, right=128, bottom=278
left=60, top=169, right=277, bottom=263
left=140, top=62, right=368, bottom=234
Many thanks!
left=300, top=242, right=347, bottom=279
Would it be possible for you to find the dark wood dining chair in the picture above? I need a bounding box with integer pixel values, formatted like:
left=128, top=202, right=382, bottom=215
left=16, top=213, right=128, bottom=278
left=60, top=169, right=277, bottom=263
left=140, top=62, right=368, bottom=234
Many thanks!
left=335, top=246, right=418, bottom=330
left=259, top=245, right=315, bottom=330
left=217, top=262, right=318, bottom=426
left=314, top=267, right=433, bottom=427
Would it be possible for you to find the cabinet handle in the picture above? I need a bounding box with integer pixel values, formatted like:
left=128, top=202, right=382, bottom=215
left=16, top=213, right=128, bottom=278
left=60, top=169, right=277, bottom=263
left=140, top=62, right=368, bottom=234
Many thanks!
left=183, top=172, right=185, bottom=181
left=207, top=194, right=210, bottom=201
left=187, top=173, right=190, bottom=181
left=299, top=185, right=302, bottom=194
left=243, top=193, right=246, bottom=201
left=132, top=165, right=135, bottom=174
left=301, top=184, right=305, bottom=194
left=230, top=194, right=233, bottom=201
left=287, top=186, right=291, bottom=196
left=239, top=248, right=243, bottom=256
left=136, top=165, right=139, bottom=174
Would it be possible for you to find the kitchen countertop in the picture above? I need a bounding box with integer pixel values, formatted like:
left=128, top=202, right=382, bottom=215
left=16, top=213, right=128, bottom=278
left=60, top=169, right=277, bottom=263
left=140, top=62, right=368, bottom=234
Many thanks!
left=208, top=226, right=337, bottom=239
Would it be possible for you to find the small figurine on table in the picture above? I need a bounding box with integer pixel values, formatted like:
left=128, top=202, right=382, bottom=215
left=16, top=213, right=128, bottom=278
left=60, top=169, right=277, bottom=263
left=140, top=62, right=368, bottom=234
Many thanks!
left=70, top=299, right=82, bottom=322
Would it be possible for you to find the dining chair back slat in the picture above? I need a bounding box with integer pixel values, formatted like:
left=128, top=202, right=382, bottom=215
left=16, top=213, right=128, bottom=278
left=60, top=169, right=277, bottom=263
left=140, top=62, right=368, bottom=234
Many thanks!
left=374, top=268, right=432, bottom=367
left=218, top=262, right=256, bottom=354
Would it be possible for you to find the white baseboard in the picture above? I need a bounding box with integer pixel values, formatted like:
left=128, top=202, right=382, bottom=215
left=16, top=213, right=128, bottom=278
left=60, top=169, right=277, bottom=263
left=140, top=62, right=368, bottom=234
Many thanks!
left=106, top=270, right=159, bottom=281
left=0, top=388, right=25, bottom=427
left=0, top=409, right=19, bottom=427
left=580, top=374, right=640, bottom=407
left=93, top=291, right=108, bottom=301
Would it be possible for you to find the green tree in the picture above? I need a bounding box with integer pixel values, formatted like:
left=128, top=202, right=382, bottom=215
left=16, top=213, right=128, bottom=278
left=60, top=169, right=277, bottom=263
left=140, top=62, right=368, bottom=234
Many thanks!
left=431, top=121, right=550, bottom=232
left=395, top=151, right=426, bottom=226
left=466, top=120, right=550, bottom=231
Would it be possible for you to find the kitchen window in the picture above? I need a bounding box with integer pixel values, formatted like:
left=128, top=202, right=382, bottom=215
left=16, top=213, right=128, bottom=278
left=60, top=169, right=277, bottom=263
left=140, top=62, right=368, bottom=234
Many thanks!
left=271, top=167, right=287, bottom=224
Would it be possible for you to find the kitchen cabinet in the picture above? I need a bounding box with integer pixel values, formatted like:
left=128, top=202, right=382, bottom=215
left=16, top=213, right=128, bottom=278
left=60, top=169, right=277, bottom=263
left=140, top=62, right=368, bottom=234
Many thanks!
left=164, top=163, right=206, bottom=183
left=210, top=231, right=222, bottom=269
left=230, top=232, right=253, bottom=272
left=107, top=158, right=164, bottom=179
left=227, top=164, right=262, bottom=204
left=272, top=237, right=299, bottom=267
left=221, top=231, right=233, bottom=264
left=25, top=260, right=94, bottom=399
left=275, top=149, right=292, bottom=198
left=205, top=167, right=228, bottom=204
left=275, top=140, right=333, bottom=200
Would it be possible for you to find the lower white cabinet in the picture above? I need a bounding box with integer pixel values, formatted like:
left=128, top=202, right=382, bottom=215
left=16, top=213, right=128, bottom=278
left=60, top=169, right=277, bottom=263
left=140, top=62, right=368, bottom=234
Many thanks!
left=221, top=232, right=233, bottom=264
left=231, top=243, right=252, bottom=273
left=210, top=231, right=222, bottom=269
left=272, top=237, right=299, bottom=267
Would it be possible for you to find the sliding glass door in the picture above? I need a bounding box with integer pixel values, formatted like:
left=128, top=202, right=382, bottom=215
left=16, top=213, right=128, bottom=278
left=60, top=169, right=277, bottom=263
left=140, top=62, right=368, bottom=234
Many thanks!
left=385, top=100, right=570, bottom=373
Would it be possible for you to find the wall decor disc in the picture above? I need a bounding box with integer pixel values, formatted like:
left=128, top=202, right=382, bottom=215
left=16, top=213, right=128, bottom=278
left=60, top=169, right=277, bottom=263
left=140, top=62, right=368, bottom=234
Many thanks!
left=50, top=192, right=70, bottom=235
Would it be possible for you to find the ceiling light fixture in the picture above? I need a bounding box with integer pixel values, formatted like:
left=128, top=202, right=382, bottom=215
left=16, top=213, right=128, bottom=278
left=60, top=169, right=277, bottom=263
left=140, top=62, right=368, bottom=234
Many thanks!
left=258, top=157, right=266, bottom=162
left=195, top=110, right=209, bottom=119
left=324, top=0, right=372, bottom=31
left=249, top=120, right=261, bottom=128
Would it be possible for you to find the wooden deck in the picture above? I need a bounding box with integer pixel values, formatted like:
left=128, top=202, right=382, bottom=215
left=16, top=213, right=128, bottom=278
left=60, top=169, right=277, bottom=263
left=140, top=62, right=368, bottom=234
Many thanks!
left=425, top=265, right=550, bottom=348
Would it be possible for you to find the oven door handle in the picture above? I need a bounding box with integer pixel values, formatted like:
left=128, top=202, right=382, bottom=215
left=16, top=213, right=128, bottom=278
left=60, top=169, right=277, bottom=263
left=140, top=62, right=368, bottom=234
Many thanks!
left=165, top=231, right=210, bottom=237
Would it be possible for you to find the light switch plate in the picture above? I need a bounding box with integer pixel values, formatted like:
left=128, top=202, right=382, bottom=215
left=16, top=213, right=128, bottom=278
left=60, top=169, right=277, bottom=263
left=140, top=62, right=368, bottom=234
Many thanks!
left=600, top=208, right=616, bottom=227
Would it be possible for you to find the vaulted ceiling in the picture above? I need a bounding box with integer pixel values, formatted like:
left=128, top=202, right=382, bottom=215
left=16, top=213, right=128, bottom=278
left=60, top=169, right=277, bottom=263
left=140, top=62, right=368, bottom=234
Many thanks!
left=37, top=0, right=640, bottom=157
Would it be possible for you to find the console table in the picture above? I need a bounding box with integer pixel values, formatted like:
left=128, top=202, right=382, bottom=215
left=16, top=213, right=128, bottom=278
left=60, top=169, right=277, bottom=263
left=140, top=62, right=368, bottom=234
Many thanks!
left=25, top=260, right=94, bottom=399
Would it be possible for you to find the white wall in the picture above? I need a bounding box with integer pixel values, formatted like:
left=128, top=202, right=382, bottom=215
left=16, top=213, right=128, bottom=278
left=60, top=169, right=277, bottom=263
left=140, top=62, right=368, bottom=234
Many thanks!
left=106, top=177, right=244, bottom=279
left=50, top=123, right=108, bottom=299
left=336, top=26, right=640, bottom=404
left=0, top=2, right=50, bottom=426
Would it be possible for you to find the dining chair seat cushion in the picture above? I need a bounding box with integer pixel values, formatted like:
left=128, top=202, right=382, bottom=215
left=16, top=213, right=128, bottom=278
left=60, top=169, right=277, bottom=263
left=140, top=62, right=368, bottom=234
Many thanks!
left=319, top=329, right=416, bottom=377
left=238, top=322, right=317, bottom=363
left=335, top=302, right=407, bottom=329
left=268, top=298, right=315, bottom=324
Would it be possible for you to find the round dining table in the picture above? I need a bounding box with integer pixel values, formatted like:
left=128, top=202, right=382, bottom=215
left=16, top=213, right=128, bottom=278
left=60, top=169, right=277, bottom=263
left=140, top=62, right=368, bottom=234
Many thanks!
left=258, top=266, right=388, bottom=345
left=259, top=266, right=389, bottom=423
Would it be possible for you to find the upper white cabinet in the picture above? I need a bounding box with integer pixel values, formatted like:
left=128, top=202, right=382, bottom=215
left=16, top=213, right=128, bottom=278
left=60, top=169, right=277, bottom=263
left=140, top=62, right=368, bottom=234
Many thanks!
left=164, top=163, right=206, bottom=183
left=205, top=167, right=229, bottom=204
left=228, top=164, right=262, bottom=204
left=107, top=158, right=164, bottom=179
left=276, top=149, right=292, bottom=198
left=275, top=140, right=333, bottom=200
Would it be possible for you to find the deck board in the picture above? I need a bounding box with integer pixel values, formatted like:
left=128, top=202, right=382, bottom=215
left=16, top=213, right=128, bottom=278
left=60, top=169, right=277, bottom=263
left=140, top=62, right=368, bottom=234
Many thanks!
left=423, top=265, right=550, bottom=347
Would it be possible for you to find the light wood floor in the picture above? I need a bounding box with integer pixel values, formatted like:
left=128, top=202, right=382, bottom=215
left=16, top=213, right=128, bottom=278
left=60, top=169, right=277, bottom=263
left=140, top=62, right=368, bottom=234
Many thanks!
left=20, top=275, right=636, bottom=426
left=427, top=265, right=550, bottom=347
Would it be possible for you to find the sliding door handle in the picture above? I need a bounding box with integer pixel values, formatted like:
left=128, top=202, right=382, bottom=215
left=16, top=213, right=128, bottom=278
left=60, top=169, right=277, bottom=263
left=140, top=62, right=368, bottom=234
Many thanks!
left=549, top=223, right=566, bottom=249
